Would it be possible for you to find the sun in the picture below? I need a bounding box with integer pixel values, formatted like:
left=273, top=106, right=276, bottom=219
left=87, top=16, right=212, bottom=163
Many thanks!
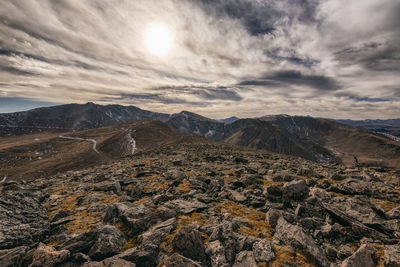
left=145, top=24, right=173, bottom=57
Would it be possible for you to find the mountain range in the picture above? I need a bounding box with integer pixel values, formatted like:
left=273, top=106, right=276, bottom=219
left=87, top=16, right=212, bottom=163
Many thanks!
left=1, top=102, right=399, bottom=170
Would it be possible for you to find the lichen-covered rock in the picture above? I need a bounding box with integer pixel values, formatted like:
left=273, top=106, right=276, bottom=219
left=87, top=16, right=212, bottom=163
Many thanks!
left=163, top=253, right=202, bottom=267
left=30, top=243, right=70, bottom=267
left=83, top=257, right=136, bottom=267
left=0, top=191, right=49, bottom=249
left=163, top=199, right=207, bottom=214
left=88, top=225, right=126, bottom=261
left=104, top=202, right=155, bottom=233
left=0, top=246, right=28, bottom=267
left=232, top=251, right=257, bottom=267
left=340, top=244, right=375, bottom=267
left=274, top=217, right=330, bottom=267
left=205, top=240, right=228, bottom=267
left=282, top=179, right=309, bottom=200
left=384, top=245, right=400, bottom=267
left=265, top=208, right=281, bottom=228
left=252, top=239, right=274, bottom=263
left=172, top=226, right=208, bottom=264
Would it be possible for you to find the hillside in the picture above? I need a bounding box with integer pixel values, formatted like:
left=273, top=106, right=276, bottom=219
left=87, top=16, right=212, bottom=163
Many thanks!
left=0, top=121, right=182, bottom=181
left=1, top=132, right=399, bottom=266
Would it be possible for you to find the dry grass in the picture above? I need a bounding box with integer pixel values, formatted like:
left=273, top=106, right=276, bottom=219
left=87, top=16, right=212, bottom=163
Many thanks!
left=217, top=201, right=273, bottom=239
left=370, top=198, right=397, bottom=212
left=371, top=243, right=385, bottom=267
left=65, top=210, right=102, bottom=234
left=143, top=180, right=168, bottom=193
left=270, top=245, right=315, bottom=267
left=176, top=180, right=192, bottom=192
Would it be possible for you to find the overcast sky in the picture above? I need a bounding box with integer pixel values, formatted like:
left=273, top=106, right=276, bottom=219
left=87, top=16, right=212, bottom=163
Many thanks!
left=0, top=0, right=399, bottom=119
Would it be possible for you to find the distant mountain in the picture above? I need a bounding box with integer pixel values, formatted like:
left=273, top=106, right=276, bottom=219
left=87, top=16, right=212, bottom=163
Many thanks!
left=167, top=112, right=400, bottom=168
left=219, top=116, right=240, bottom=124
left=0, top=102, right=169, bottom=136
left=335, top=118, right=400, bottom=137
left=166, top=111, right=225, bottom=139
left=1, top=103, right=400, bottom=168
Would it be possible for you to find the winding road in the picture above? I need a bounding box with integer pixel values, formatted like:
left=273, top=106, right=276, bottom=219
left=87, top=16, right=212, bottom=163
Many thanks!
left=59, top=136, right=100, bottom=154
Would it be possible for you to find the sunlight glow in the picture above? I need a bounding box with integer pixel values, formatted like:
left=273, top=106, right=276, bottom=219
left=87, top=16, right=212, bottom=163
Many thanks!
left=145, top=24, right=173, bottom=57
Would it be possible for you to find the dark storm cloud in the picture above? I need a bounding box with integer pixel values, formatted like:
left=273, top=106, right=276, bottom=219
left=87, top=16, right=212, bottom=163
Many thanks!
left=334, top=42, right=400, bottom=71
left=153, top=85, right=242, bottom=101
left=194, top=0, right=319, bottom=36
left=239, top=71, right=340, bottom=91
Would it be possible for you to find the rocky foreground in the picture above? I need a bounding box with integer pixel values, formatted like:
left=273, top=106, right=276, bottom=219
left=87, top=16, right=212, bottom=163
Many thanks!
left=1, top=137, right=400, bottom=266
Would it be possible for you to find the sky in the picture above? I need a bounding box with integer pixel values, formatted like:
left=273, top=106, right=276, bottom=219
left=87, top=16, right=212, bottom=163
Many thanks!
left=0, top=0, right=399, bottom=119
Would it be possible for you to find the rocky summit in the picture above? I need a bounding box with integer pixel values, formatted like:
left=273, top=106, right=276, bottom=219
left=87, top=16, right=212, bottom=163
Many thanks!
left=1, top=135, right=399, bottom=267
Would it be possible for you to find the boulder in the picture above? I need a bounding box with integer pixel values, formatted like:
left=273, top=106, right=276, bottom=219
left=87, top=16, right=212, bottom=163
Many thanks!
left=252, top=239, right=274, bottom=262
left=83, top=257, right=136, bottom=267
left=282, top=179, right=309, bottom=200
left=172, top=226, right=208, bottom=264
left=0, top=246, right=28, bottom=267
left=274, top=217, right=330, bottom=267
left=88, top=225, right=126, bottom=261
left=384, top=245, right=400, bottom=267
left=119, top=244, right=158, bottom=267
left=0, top=191, right=49, bottom=249
left=163, top=199, right=207, bottom=214
left=340, top=244, right=375, bottom=267
left=104, top=202, right=155, bottom=233
left=163, top=253, right=202, bottom=267
left=273, top=172, right=299, bottom=182
left=232, top=251, right=257, bottom=267
left=205, top=240, right=228, bottom=267
left=138, top=218, right=177, bottom=248
left=30, top=243, right=70, bottom=267
left=265, top=209, right=281, bottom=228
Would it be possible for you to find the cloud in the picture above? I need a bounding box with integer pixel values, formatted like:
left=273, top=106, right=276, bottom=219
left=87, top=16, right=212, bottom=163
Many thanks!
left=239, top=70, right=340, bottom=91
left=0, top=0, right=399, bottom=119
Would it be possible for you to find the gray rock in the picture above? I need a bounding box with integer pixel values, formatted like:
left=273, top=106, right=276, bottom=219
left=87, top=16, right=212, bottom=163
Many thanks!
left=163, top=199, right=207, bottom=214
left=252, top=239, right=274, bottom=262
left=138, top=218, right=177, bottom=248
left=232, top=251, right=257, bottom=267
left=340, top=244, right=375, bottom=267
left=273, top=172, right=299, bottom=182
left=104, top=202, right=155, bottom=234
left=205, top=240, right=228, bottom=267
left=172, top=226, right=208, bottom=264
left=88, top=225, right=126, bottom=261
left=384, top=245, right=400, bottom=267
left=266, top=209, right=281, bottom=228
left=163, top=253, right=202, bottom=267
left=30, top=243, right=70, bottom=267
left=274, top=217, right=330, bottom=267
left=0, top=191, right=49, bottom=249
left=333, top=179, right=373, bottom=195
left=329, top=197, right=384, bottom=225
left=229, top=190, right=247, bottom=202
left=387, top=207, right=400, bottom=220
left=83, top=257, right=136, bottom=267
left=0, top=246, right=28, bottom=267
left=282, top=179, right=309, bottom=200
left=119, top=244, right=158, bottom=267
left=337, top=245, right=354, bottom=260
